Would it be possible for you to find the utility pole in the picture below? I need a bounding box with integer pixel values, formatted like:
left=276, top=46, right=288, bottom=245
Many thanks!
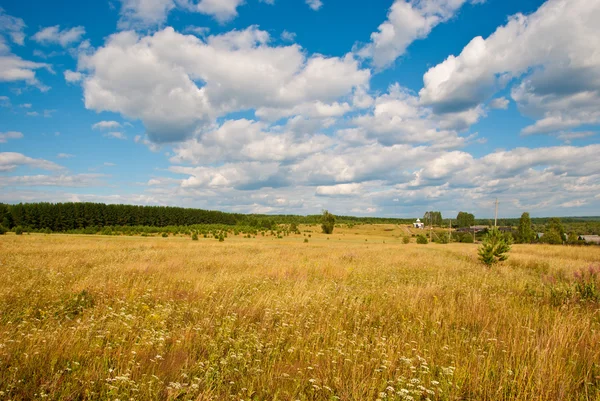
left=494, top=198, right=499, bottom=227
left=449, top=219, right=452, bottom=242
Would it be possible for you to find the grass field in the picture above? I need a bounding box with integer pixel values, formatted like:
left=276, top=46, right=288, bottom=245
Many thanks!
left=1, top=226, right=599, bottom=400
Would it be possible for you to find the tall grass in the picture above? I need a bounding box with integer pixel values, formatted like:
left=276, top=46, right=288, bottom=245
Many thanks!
left=0, top=232, right=599, bottom=400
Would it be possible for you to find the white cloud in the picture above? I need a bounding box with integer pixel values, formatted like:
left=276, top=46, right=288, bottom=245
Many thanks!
left=351, top=84, right=480, bottom=147
left=92, top=120, right=122, bottom=130
left=555, top=131, right=596, bottom=143
left=0, top=174, right=104, bottom=187
left=0, top=8, right=26, bottom=46
left=194, top=0, right=245, bottom=23
left=316, top=183, right=362, bottom=197
left=57, top=153, right=75, bottom=158
left=32, top=25, right=86, bottom=47
left=118, top=0, right=245, bottom=28
left=280, top=30, right=296, bottom=42
left=419, top=0, right=600, bottom=137
left=359, top=0, right=481, bottom=69
left=0, top=152, right=63, bottom=172
left=0, top=52, right=51, bottom=89
left=104, top=162, right=116, bottom=166
left=170, top=118, right=333, bottom=164
left=489, top=97, right=509, bottom=110
left=0, top=131, right=23, bottom=143
left=76, top=27, right=369, bottom=142
left=64, top=69, right=83, bottom=83
left=306, top=0, right=323, bottom=11
left=103, top=131, right=127, bottom=140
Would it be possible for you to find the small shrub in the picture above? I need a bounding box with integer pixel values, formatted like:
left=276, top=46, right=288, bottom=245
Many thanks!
left=402, top=236, right=410, bottom=244
left=574, top=265, right=600, bottom=302
left=416, top=235, right=428, bottom=244
left=15, top=226, right=23, bottom=235
left=478, top=227, right=512, bottom=266
left=218, top=234, right=225, bottom=242
left=0, top=225, right=6, bottom=235
left=304, top=238, right=308, bottom=243
left=192, top=232, right=199, bottom=241
left=162, top=232, right=168, bottom=238
left=461, top=233, right=474, bottom=243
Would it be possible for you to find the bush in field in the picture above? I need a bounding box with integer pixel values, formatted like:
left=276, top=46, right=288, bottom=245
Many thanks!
left=162, top=232, right=168, bottom=238
left=218, top=234, right=225, bottom=242
left=321, top=210, right=335, bottom=234
left=15, top=226, right=23, bottom=235
left=460, top=233, right=474, bottom=243
left=478, top=227, right=512, bottom=266
left=402, top=236, right=410, bottom=244
left=0, top=225, right=7, bottom=235
left=416, top=235, right=428, bottom=244
left=192, top=232, right=198, bottom=241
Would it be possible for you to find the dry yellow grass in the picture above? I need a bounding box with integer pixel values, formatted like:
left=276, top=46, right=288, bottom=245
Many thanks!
left=1, top=228, right=599, bottom=400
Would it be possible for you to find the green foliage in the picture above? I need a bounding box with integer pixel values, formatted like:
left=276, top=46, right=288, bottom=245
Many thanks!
left=191, top=232, right=199, bottom=241
left=540, top=230, right=563, bottom=245
left=304, top=238, right=309, bottom=243
left=456, top=211, right=475, bottom=228
left=517, top=212, right=535, bottom=243
left=423, top=211, right=443, bottom=227
left=218, top=234, right=225, bottom=242
left=435, top=233, right=449, bottom=244
left=402, top=236, right=410, bottom=244
left=478, top=227, right=512, bottom=266
left=321, top=210, right=335, bottom=234
left=162, top=232, right=168, bottom=238
left=15, top=226, right=23, bottom=235
left=0, top=225, right=6, bottom=235
left=416, top=235, right=428, bottom=244
left=574, top=265, right=600, bottom=302
left=461, top=233, right=474, bottom=243
left=547, top=218, right=565, bottom=239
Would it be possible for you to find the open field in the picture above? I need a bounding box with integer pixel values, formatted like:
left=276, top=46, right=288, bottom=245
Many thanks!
left=1, top=227, right=599, bottom=400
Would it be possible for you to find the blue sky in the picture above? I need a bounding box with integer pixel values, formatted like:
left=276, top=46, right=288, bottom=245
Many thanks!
left=1, top=0, right=599, bottom=218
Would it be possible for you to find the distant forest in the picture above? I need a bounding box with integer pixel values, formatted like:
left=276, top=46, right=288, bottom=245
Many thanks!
left=0, top=202, right=414, bottom=231
left=0, top=202, right=598, bottom=232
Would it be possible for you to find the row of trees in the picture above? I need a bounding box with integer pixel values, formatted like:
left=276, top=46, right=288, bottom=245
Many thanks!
left=421, top=211, right=476, bottom=228
left=0, top=202, right=410, bottom=232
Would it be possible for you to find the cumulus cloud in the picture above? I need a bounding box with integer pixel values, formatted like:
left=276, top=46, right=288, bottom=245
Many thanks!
left=316, top=183, right=362, bottom=197
left=359, top=0, right=482, bottom=69
left=64, top=69, right=83, bottom=83
left=0, top=8, right=26, bottom=46
left=0, top=174, right=104, bottom=187
left=32, top=25, right=86, bottom=47
left=170, top=118, right=333, bottom=164
left=92, top=121, right=122, bottom=130
left=419, top=0, right=600, bottom=136
left=75, top=26, right=369, bottom=142
left=306, top=0, right=323, bottom=11
left=103, top=132, right=127, bottom=140
left=351, top=84, right=481, bottom=147
left=0, top=152, right=64, bottom=172
left=118, top=0, right=245, bottom=28
left=489, top=97, right=509, bottom=110
left=0, top=131, right=23, bottom=143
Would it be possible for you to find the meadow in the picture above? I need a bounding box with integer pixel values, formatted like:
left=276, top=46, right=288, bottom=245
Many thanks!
left=1, top=225, right=599, bottom=400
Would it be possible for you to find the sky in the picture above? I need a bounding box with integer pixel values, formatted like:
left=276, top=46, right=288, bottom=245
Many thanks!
left=0, top=0, right=599, bottom=219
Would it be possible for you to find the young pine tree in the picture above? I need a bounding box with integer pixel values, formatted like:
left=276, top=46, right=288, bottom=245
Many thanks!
left=478, top=227, right=512, bottom=266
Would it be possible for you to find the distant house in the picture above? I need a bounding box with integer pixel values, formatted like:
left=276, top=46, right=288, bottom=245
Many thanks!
left=413, top=218, right=425, bottom=229
left=457, top=225, right=488, bottom=233
left=579, top=235, right=600, bottom=244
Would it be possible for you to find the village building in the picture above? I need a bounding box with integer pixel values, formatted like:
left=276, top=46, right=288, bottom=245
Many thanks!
left=578, top=235, right=600, bottom=244
left=413, top=218, right=425, bottom=229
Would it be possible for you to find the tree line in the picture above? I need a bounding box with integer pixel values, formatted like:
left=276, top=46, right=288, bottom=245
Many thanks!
left=0, top=202, right=415, bottom=232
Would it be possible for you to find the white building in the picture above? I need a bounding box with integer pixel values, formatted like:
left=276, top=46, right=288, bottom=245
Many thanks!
left=413, top=218, right=425, bottom=229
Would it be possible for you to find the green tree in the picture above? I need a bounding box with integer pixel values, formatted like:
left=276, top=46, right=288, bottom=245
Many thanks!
left=423, top=211, right=443, bottom=227
left=321, top=210, right=335, bottom=234
left=517, top=212, right=535, bottom=243
left=540, top=230, right=563, bottom=245
left=416, top=235, right=428, bottom=244
left=546, top=218, right=565, bottom=241
left=478, top=227, right=512, bottom=266
left=456, top=211, right=475, bottom=228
